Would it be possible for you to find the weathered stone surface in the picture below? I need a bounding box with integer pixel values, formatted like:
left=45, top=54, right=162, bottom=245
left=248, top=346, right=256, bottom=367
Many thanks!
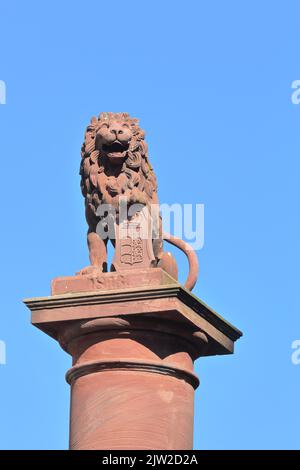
left=26, top=268, right=241, bottom=357
left=24, top=268, right=242, bottom=450
left=51, top=267, right=173, bottom=295
left=24, top=113, right=243, bottom=450
left=79, top=112, right=198, bottom=290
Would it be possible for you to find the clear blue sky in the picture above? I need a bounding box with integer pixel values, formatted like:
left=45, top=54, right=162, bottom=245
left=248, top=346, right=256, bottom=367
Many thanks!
left=0, top=1, right=299, bottom=450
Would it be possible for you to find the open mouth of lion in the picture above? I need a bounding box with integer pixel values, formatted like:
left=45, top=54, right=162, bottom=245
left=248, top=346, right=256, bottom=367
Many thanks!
left=102, top=141, right=129, bottom=163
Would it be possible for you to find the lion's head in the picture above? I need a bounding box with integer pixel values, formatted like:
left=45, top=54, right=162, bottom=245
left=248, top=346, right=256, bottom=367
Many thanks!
left=94, top=113, right=140, bottom=166
left=80, top=112, right=158, bottom=215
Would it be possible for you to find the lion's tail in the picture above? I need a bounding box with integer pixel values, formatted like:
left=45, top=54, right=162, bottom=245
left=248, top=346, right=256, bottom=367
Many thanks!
left=163, top=232, right=199, bottom=291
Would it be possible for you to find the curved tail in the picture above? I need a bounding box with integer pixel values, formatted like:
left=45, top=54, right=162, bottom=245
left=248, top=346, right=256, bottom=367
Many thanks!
left=163, top=232, right=199, bottom=291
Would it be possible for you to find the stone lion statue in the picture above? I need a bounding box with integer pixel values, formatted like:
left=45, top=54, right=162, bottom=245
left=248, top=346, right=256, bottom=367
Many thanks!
left=79, top=112, right=198, bottom=290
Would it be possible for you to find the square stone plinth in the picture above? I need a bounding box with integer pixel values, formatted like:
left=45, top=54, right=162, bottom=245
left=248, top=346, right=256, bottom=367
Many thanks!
left=24, top=268, right=242, bottom=356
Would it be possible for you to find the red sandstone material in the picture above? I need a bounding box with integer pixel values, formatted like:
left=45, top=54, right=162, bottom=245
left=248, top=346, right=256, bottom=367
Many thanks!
left=24, top=268, right=242, bottom=450
left=79, top=112, right=198, bottom=290
left=65, top=317, right=198, bottom=450
left=23, top=113, right=242, bottom=450
left=51, top=267, right=173, bottom=295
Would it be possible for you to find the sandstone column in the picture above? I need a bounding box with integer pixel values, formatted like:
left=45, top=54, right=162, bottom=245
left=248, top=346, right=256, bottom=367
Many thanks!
left=24, top=268, right=242, bottom=450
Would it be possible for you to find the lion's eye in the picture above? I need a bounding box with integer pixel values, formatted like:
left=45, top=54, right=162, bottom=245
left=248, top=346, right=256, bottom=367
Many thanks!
left=122, top=123, right=129, bottom=129
left=99, top=123, right=109, bottom=130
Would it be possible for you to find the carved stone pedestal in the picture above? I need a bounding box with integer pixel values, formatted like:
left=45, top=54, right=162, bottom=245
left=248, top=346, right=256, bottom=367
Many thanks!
left=24, top=268, right=241, bottom=450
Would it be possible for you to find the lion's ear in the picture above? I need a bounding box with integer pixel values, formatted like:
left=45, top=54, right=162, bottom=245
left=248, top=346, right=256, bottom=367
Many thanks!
left=99, top=112, right=109, bottom=121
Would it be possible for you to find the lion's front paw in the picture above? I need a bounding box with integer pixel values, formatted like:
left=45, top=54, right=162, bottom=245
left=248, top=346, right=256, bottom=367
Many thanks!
left=76, top=265, right=104, bottom=276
